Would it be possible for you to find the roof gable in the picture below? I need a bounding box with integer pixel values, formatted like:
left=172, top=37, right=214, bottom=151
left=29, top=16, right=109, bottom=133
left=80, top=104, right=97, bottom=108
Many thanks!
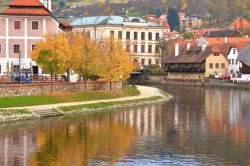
left=1, top=0, right=51, bottom=16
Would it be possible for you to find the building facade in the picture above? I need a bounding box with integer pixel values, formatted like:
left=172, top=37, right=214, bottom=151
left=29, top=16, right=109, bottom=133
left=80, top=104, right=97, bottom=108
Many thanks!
left=71, top=16, right=169, bottom=68
left=0, top=0, right=61, bottom=76
left=165, top=44, right=229, bottom=80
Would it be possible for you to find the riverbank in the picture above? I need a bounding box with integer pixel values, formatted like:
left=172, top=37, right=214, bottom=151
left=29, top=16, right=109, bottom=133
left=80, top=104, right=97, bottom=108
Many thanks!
left=143, top=76, right=250, bottom=90
left=0, top=86, right=172, bottom=123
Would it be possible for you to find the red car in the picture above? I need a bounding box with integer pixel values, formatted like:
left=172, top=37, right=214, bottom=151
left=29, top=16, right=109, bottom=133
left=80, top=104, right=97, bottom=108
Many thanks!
left=219, top=74, right=231, bottom=80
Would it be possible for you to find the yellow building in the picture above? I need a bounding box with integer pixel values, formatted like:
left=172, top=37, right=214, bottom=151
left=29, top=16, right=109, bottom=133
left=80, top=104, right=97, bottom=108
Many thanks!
left=165, top=45, right=228, bottom=80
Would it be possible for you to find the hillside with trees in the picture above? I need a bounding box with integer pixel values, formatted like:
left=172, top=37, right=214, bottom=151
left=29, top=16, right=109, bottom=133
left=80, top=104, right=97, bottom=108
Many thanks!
left=2, top=0, right=250, bottom=27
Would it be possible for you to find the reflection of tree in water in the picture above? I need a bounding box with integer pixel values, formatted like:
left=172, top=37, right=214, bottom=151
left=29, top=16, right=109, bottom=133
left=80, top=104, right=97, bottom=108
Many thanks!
left=28, top=114, right=136, bottom=165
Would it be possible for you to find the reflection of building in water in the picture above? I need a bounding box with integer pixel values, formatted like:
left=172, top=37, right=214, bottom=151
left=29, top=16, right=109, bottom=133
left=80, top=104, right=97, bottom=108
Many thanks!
left=0, top=133, right=37, bottom=166
left=228, top=90, right=242, bottom=125
left=204, top=88, right=246, bottom=142
left=113, top=104, right=163, bottom=138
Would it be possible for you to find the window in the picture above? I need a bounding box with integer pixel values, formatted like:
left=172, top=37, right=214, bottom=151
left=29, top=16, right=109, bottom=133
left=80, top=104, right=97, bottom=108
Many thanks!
left=221, top=63, right=225, bottom=69
left=233, top=48, right=236, bottom=54
left=110, top=31, right=114, bottom=38
left=14, top=21, right=21, bottom=30
left=32, top=21, right=39, bottom=30
left=156, top=59, right=159, bottom=65
left=155, top=33, right=159, bottom=41
left=134, top=45, right=137, bottom=53
left=229, top=59, right=231, bottom=65
left=141, top=32, right=145, bottom=40
left=209, top=63, right=213, bottom=69
left=0, top=44, right=1, bottom=53
left=141, top=45, right=145, bottom=53
left=148, top=32, right=152, bottom=40
left=155, top=45, right=159, bottom=53
left=213, top=53, right=219, bottom=56
left=14, top=44, right=20, bottom=53
left=148, top=59, right=152, bottom=65
left=0, top=65, right=1, bottom=74
left=32, top=66, right=39, bottom=75
left=126, top=31, right=130, bottom=40
left=232, top=59, right=235, bottom=65
left=148, top=45, right=152, bottom=53
left=215, top=63, right=219, bottom=69
left=126, top=44, right=130, bottom=52
left=141, top=59, right=145, bottom=66
left=118, top=31, right=122, bottom=40
left=32, top=44, right=36, bottom=51
left=134, top=32, right=138, bottom=40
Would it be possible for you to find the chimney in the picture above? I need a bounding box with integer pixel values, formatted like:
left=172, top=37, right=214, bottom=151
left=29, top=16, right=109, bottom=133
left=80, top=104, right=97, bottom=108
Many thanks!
left=187, top=43, right=191, bottom=50
left=202, top=44, right=206, bottom=51
left=175, top=43, right=179, bottom=56
left=225, top=37, right=228, bottom=43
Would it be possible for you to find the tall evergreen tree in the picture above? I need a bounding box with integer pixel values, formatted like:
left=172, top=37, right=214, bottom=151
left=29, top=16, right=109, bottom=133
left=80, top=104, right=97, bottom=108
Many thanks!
left=167, top=7, right=180, bottom=32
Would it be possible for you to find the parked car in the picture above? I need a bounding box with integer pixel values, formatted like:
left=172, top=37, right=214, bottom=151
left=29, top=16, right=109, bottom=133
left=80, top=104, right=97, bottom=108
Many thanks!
left=218, top=74, right=231, bottom=80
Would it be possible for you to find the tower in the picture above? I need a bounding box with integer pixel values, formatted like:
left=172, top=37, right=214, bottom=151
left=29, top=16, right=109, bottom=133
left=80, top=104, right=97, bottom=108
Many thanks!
left=39, top=0, right=51, bottom=11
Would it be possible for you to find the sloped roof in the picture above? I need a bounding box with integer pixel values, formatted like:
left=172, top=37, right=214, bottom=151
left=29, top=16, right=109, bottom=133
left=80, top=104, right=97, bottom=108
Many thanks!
left=1, top=0, right=51, bottom=16
left=71, top=16, right=161, bottom=27
left=9, top=0, right=44, bottom=7
left=237, top=44, right=250, bottom=66
left=230, top=17, right=250, bottom=30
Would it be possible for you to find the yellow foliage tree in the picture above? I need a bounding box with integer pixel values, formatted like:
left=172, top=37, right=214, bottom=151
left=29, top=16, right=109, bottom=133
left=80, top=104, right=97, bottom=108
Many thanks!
left=70, top=32, right=100, bottom=81
left=96, top=37, right=133, bottom=82
left=30, top=33, right=70, bottom=82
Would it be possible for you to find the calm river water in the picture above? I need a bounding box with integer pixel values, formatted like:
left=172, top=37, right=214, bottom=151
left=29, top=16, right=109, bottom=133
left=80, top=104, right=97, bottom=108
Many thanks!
left=1, top=85, right=250, bottom=166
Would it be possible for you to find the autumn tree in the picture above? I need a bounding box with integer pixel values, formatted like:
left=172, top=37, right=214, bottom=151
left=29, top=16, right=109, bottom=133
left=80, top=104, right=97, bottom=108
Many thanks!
left=96, top=38, right=133, bottom=89
left=71, top=32, right=100, bottom=82
left=30, top=33, right=70, bottom=85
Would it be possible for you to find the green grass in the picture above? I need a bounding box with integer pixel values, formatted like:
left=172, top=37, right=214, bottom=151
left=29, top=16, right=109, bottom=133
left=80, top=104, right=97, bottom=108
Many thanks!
left=0, top=85, right=139, bottom=108
left=0, top=109, right=31, bottom=116
left=60, top=96, right=164, bottom=112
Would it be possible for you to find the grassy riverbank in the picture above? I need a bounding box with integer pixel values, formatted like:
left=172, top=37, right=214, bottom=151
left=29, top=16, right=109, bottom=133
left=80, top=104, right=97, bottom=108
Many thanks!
left=0, top=86, right=139, bottom=108
left=60, top=96, right=164, bottom=112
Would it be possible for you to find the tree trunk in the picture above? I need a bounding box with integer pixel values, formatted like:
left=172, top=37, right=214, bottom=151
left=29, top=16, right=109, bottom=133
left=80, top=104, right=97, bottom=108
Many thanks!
left=50, top=73, right=53, bottom=92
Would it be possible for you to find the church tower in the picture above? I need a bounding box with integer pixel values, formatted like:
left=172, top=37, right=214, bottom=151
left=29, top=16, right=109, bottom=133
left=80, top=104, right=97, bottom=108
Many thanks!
left=39, top=0, right=51, bottom=11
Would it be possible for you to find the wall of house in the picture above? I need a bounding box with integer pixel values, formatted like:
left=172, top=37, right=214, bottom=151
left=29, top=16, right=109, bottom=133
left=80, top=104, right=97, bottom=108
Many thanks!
left=205, top=53, right=228, bottom=77
left=227, top=47, right=240, bottom=73
left=167, top=72, right=205, bottom=80
left=0, top=81, right=123, bottom=97
left=0, top=16, right=60, bottom=76
left=73, top=25, right=166, bottom=68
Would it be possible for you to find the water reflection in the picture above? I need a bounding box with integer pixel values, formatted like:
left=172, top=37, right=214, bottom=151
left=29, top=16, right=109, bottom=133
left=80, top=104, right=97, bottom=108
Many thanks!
left=0, top=85, right=250, bottom=165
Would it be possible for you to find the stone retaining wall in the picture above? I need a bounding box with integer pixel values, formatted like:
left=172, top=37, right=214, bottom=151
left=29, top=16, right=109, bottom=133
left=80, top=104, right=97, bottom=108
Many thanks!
left=0, top=81, right=123, bottom=97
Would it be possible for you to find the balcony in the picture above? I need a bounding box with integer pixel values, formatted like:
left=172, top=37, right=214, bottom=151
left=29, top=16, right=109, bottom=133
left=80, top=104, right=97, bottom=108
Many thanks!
left=165, top=67, right=205, bottom=73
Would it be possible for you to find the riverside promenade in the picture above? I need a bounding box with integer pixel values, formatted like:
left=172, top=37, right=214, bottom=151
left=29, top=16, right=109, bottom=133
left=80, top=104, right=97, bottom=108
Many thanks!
left=0, top=86, right=172, bottom=123
left=9, top=86, right=166, bottom=111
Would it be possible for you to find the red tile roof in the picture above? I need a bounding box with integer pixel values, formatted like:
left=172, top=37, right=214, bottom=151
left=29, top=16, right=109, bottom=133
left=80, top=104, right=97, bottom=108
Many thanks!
left=230, top=17, right=250, bottom=30
left=162, top=20, right=170, bottom=29
left=2, top=8, right=51, bottom=15
left=9, top=0, right=44, bottom=7
left=1, top=0, right=51, bottom=16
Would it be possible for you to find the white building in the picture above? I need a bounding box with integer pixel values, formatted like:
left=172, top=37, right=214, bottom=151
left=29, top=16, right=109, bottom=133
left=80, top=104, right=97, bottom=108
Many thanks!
left=71, top=16, right=169, bottom=68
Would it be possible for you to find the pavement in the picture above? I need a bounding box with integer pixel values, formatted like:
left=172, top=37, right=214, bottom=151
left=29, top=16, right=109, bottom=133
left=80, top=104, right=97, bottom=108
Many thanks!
left=7, top=86, right=166, bottom=111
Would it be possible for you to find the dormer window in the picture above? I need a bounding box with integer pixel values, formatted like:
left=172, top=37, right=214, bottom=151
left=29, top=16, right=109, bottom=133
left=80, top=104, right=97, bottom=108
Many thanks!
left=131, top=18, right=140, bottom=22
left=14, top=21, right=21, bottom=30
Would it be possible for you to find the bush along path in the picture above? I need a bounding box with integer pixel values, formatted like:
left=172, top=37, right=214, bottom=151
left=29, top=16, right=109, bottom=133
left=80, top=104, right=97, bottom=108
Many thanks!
left=0, top=86, right=173, bottom=123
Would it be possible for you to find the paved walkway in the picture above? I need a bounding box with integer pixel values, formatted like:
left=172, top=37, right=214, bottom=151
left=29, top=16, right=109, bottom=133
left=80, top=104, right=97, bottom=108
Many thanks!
left=8, top=86, right=165, bottom=111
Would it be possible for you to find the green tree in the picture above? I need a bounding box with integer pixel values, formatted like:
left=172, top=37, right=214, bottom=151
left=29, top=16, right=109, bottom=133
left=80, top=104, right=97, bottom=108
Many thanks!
left=183, top=31, right=194, bottom=39
left=167, top=7, right=180, bottom=32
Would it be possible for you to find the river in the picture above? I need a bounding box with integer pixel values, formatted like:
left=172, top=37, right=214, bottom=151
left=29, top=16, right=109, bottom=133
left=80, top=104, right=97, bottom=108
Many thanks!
left=0, top=85, right=250, bottom=166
